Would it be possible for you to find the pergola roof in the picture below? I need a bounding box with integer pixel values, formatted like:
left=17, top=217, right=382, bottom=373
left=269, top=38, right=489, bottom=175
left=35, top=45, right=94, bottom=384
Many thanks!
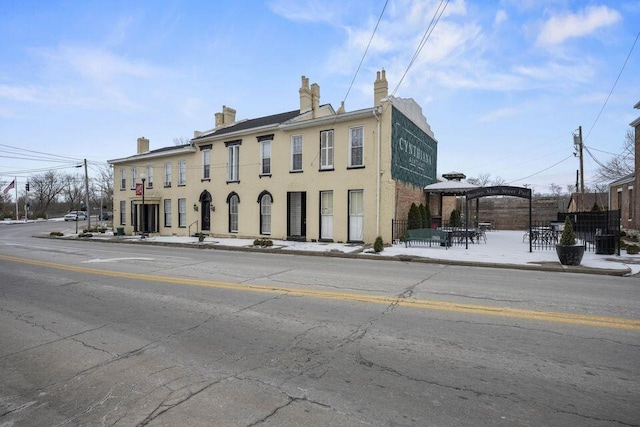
left=424, top=180, right=478, bottom=195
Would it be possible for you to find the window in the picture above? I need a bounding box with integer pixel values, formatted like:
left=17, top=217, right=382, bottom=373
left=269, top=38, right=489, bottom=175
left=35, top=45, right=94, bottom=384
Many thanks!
left=119, top=200, right=126, bottom=225
left=164, top=162, right=172, bottom=187
left=320, top=130, right=334, bottom=170
left=228, top=193, right=239, bottom=232
left=260, top=140, right=271, bottom=175
left=348, top=190, right=364, bottom=242
left=228, top=145, right=239, bottom=182
left=202, top=149, right=211, bottom=179
left=120, top=168, right=126, bottom=190
left=164, top=199, right=171, bottom=227
left=259, top=192, right=272, bottom=235
left=178, top=160, right=186, bottom=185
left=131, top=167, right=137, bottom=189
left=291, top=135, right=302, bottom=171
left=178, top=198, right=186, bottom=227
left=349, top=126, right=364, bottom=167
left=146, top=165, right=153, bottom=188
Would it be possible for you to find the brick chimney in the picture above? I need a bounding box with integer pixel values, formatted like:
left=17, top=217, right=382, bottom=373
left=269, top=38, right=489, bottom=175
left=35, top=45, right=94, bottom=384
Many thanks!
left=137, top=137, right=149, bottom=154
left=374, top=69, right=388, bottom=107
left=215, top=105, right=237, bottom=127
left=299, top=76, right=312, bottom=113
left=311, top=83, right=320, bottom=114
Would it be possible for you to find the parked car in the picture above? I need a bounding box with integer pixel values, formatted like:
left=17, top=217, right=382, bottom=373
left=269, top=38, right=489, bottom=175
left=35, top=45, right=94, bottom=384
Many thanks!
left=64, top=211, right=88, bottom=221
left=101, top=211, right=113, bottom=220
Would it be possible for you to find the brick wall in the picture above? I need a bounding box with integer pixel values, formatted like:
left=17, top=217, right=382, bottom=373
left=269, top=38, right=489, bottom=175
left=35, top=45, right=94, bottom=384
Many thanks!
left=395, top=181, right=427, bottom=222
left=456, top=196, right=566, bottom=230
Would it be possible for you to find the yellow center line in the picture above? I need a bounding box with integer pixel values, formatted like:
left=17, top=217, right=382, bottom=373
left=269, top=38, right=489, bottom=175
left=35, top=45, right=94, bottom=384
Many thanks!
left=2, top=254, right=639, bottom=331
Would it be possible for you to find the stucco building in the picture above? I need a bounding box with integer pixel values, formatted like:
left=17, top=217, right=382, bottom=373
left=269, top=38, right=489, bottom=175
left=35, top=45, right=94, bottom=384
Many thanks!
left=108, top=70, right=438, bottom=244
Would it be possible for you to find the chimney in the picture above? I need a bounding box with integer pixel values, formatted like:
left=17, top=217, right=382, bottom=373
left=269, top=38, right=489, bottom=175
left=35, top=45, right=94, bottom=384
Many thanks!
left=299, top=76, right=312, bottom=113
left=137, top=137, right=149, bottom=154
left=311, top=83, right=320, bottom=114
left=215, top=105, right=237, bottom=127
left=223, top=105, right=236, bottom=125
left=374, top=68, right=388, bottom=107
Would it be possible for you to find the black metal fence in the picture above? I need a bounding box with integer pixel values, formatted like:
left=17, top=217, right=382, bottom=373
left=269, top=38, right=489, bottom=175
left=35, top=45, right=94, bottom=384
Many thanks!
left=391, top=219, right=486, bottom=247
left=393, top=210, right=621, bottom=254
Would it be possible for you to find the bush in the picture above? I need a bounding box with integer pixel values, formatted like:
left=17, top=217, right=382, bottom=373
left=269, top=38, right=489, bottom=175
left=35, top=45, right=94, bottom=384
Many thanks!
left=374, top=236, right=384, bottom=253
left=626, top=244, right=639, bottom=255
left=78, top=232, right=93, bottom=238
left=559, top=216, right=576, bottom=246
left=407, top=203, right=422, bottom=230
left=253, top=238, right=273, bottom=247
left=449, top=209, right=462, bottom=228
left=50, top=231, right=63, bottom=237
left=419, top=204, right=431, bottom=228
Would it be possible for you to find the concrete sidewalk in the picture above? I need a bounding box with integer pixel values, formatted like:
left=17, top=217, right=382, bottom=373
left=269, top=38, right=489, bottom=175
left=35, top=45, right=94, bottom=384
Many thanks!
left=47, top=229, right=640, bottom=277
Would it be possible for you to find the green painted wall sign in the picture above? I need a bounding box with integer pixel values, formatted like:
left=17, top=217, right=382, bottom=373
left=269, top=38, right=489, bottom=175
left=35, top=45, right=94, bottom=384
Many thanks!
left=391, top=107, right=437, bottom=188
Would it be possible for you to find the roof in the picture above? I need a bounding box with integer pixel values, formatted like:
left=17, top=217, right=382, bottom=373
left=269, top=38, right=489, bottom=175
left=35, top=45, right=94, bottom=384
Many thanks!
left=424, top=180, right=478, bottom=194
left=193, top=109, right=302, bottom=140
left=567, top=192, right=608, bottom=210
left=608, top=173, right=635, bottom=187
left=107, top=144, right=193, bottom=165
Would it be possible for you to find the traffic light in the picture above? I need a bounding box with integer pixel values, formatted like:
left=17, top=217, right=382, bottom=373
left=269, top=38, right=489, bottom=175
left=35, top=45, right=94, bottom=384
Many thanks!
left=25, top=183, right=29, bottom=191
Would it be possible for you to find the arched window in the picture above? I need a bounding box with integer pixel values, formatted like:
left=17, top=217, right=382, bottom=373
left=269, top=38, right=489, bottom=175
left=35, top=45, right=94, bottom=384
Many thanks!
left=258, top=191, right=273, bottom=235
left=227, top=192, right=240, bottom=232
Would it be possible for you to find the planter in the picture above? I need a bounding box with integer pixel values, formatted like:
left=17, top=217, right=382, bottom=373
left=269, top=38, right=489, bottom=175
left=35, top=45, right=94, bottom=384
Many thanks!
left=556, top=244, right=585, bottom=266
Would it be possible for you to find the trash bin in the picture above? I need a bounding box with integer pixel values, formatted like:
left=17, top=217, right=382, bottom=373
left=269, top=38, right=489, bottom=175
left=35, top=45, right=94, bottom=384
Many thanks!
left=595, top=234, right=615, bottom=255
left=116, top=227, right=125, bottom=236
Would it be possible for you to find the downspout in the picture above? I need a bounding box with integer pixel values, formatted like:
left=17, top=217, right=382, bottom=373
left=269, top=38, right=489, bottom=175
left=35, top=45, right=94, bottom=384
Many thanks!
left=373, top=107, right=382, bottom=237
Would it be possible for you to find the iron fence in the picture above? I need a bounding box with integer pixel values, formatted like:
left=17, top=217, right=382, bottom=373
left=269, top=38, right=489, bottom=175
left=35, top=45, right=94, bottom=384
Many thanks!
left=393, top=210, right=621, bottom=254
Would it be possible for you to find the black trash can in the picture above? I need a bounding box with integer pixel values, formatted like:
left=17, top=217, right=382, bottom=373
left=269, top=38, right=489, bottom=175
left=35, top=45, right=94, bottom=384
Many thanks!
left=116, top=227, right=125, bottom=236
left=595, top=234, right=615, bottom=255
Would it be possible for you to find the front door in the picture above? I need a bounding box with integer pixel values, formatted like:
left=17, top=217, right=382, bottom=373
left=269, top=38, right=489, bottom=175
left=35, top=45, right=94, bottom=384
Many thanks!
left=320, top=191, right=333, bottom=240
left=199, top=190, right=212, bottom=231
left=287, top=192, right=306, bottom=240
left=348, top=190, right=364, bottom=242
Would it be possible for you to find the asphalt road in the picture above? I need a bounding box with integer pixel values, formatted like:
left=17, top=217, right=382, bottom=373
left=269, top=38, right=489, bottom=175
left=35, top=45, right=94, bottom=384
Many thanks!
left=1, top=221, right=639, bottom=426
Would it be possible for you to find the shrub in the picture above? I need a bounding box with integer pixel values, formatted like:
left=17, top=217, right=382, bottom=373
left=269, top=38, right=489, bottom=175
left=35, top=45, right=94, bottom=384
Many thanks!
left=374, top=236, right=384, bottom=253
left=449, top=209, right=462, bottom=228
left=419, top=204, right=431, bottom=228
left=407, top=203, right=422, bottom=230
left=626, top=244, right=639, bottom=255
left=49, top=231, right=63, bottom=237
left=253, top=238, right=273, bottom=247
left=78, top=232, right=93, bottom=238
left=559, top=216, right=576, bottom=246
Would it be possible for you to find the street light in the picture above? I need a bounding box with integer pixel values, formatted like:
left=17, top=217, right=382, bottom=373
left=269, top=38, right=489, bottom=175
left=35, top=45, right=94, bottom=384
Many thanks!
left=140, top=172, right=146, bottom=238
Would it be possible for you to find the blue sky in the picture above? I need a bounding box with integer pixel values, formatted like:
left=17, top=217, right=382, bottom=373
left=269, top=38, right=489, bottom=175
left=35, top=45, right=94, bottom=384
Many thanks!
left=1, top=0, right=639, bottom=195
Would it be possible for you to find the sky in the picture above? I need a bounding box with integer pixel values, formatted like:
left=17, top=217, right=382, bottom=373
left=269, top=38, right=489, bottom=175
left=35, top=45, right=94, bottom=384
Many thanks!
left=1, top=0, right=639, bottom=196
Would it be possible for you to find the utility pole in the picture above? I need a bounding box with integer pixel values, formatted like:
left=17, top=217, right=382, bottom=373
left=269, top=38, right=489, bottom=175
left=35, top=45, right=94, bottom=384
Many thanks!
left=573, top=126, right=585, bottom=211
left=84, top=159, right=91, bottom=229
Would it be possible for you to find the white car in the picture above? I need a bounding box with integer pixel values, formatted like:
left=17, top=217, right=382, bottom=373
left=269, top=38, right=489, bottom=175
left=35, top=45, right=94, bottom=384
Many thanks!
left=64, top=211, right=88, bottom=221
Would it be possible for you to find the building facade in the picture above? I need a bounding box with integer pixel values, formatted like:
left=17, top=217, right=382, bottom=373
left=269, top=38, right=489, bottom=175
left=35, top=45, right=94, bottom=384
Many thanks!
left=108, top=70, right=438, bottom=243
left=609, top=100, right=640, bottom=230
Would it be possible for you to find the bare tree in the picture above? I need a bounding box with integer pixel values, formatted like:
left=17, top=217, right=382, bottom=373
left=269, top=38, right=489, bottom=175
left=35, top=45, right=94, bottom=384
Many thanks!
left=30, top=171, right=66, bottom=215
left=173, top=136, right=191, bottom=146
left=61, top=173, right=85, bottom=210
left=467, top=173, right=491, bottom=187
left=595, top=129, right=634, bottom=182
left=491, top=176, right=506, bottom=186
left=91, top=164, right=114, bottom=210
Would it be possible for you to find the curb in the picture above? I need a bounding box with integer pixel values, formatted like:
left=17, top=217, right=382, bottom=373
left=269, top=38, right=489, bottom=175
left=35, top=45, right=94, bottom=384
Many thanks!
left=38, top=234, right=632, bottom=277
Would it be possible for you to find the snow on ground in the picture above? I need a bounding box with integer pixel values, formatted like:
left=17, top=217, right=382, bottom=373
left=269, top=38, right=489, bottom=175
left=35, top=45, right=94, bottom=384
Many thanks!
left=4, top=219, right=639, bottom=275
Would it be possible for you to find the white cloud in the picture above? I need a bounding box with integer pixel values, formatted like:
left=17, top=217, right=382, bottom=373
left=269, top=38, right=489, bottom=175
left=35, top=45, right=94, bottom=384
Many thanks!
left=494, top=9, right=508, bottom=26
left=477, top=107, right=519, bottom=123
left=267, top=0, right=342, bottom=25
left=537, top=5, right=621, bottom=46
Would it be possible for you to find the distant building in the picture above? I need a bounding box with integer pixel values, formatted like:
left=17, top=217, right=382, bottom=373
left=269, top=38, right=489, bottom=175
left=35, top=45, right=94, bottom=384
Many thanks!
left=609, top=100, right=640, bottom=230
left=567, top=192, right=608, bottom=212
left=108, top=70, right=438, bottom=244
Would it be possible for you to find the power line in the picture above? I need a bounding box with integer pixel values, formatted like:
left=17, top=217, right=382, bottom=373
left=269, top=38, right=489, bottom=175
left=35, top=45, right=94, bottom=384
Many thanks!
left=341, top=0, right=389, bottom=105
left=508, top=154, right=575, bottom=184
left=0, top=143, right=82, bottom=162
left=391, top=0, right=449, bottom=97
left=583, top=30, right=640, bottom=143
